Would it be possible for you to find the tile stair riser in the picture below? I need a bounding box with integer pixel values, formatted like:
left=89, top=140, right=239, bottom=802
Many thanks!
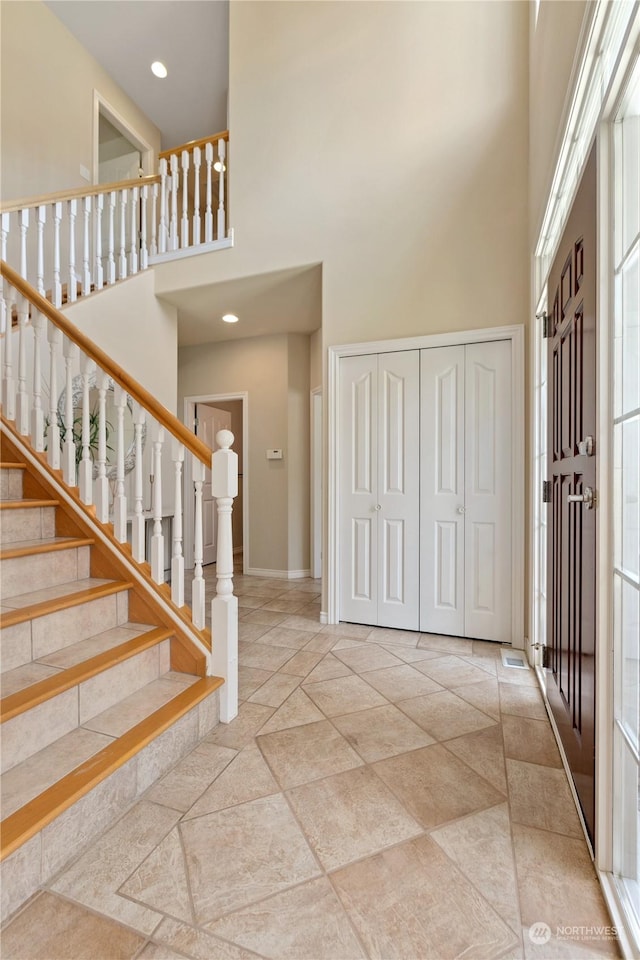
left=31, top=593, right=128, bottom=659
left=0, top=468, right=23, bottom=500
left=0, top=689, right=220, bottom=924
left=0, top=621, right=32, bottom=673
left=0, top=546, right=91, bottom=600
left=0, top=506, right=56, bottom=544
left=1, top=641, right=172, bottom=774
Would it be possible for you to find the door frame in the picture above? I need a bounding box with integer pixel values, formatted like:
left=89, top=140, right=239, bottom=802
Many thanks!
left=93, top=91, right=154, bottom=184
left=327, top=324, right=525, bottom=644
left=310, top=387, right=322, bottom=581
left=183, top=392, right=249, bottom=574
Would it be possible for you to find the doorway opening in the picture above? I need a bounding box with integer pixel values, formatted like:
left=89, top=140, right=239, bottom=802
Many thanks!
left=92, top=92, right=153, bottom=184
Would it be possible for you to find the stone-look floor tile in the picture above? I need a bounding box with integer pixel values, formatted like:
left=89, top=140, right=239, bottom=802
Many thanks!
left=495, top=663, right=539, bottom=686
left=399, top=689, right=497, bottom=741
left=83, top=678, right=195, bottom=739
left=151, top=917, right=262, bottom=960
left=248, top=672, right=301, bottom=708
left=137, top=943, right=186, bottom=959
left=238, top=622, right=272, bottom=643
left=2, top=688, right=78, bottom=774
left=278, top=615, right=322, bottom=633
left=502, top=714, right=562, bottom=767
left=239, top=666, right=274, bottom=701
left=278, top=650, right=323, bottom=678
left=444, top=723, right=508, bottom=794
left=453, top=678, right=502, bottom=720
left=207, top=876, right=366, bottom=960
left=417, top=633, right=474, bottom=655
left=374, top=743, right=504, bottom=829
left=180, top=794, right=320, bottom=923
left=380, top=644, right=444, bottom=663
left=332, top=834, right=519, bottom=960
left=332, top=643, right=403, bottom=673
left=472, top=640, right=505, bottom=659
left=431, top=803, right=522, bottom=934
left=257, top=719, right=363, bottom=789
left=524, top=931, right=620, bottom=959
left=513, top=824, right=617, bottom=946
left=258, top=688, right=325, bottom=734
left=333, top=703, right=435, bottom=762
left=255, top=626, right=318, bottom=650
left=0, top=892, right=145, bottom=960
left=0, top=620, right=31, bottom=673
left=1, top=834, right=41, bottom=925
left=238, top=594, right=270, bottom=609
left=361, top=663, right=444, bottom=702
left=185, top=744, right=279, bottom=819
left=119, top=826, right=194, bottom=925
left=366, top=627, right=420, bottom=647
left=0, top=661, right=61, bottom=697
left=145, top=741, right=237, bottom=812
left=208, top=703, right=275, bottom=750
left=303, top=633, right=340, bottom=654
left=242, top=609, right=289, bottom=626
left=287, top=765, right=423, bottom=871
left=295, top=602, right=322, bottom=619
left=39, top=624, right=147, bottom=669
left=414, top=653, right=494, bottom=688
left=238, top=642, right=296, bottom=672
left=2, top=577, right=110, bottom=610
left=52, top=800, right=179, bottom=934
left=506, top=760, right=583, bottom=838
left=320, top=623, right=372, bottom=640
left=499, top=681, right=548, bottom=720
left=302, top=674, right=388, bottom=717
left=461, top=654, right=499, bottom=677
left=302, top=654, right=353, bottom=683
left=260, top=597, right=308, bottom=614
left=331, top=636, right=367, bottom=650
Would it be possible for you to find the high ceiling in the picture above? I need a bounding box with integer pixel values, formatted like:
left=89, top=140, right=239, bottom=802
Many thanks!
left=45, top=1, right=229, bottom=150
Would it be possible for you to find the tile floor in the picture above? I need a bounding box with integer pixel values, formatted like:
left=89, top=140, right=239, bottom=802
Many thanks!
left=1, top=567, right=620, bottom=960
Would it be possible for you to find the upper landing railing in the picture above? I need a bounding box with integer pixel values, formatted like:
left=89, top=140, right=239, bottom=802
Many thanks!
left=0, top=131, right=230, bottom=312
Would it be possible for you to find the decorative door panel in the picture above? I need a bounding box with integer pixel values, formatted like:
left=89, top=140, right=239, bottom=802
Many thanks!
left=464, top=340, right=512, bottom=642
left=420, top=346, right=465, bottom=635
left=546, top=144, right=597, bottom=846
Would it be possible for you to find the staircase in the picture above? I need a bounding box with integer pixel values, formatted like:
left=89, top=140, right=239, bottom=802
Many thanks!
left=0, top=432, right=223, bottom=923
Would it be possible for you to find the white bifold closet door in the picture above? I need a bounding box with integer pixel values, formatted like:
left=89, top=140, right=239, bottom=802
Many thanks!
left=339, top=351, right=420, bottom=629
left=420, top=341, right=512, bottom=642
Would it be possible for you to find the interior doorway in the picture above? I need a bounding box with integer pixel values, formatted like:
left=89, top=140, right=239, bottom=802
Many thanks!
left=93, top=92, right=153, bottom=183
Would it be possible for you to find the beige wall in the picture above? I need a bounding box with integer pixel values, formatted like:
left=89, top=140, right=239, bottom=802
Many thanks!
left=0, top=1, right=160, bottom=202
left=309, top=329, right=322, bottom=392
left=179, top=333, right=311, bottom=575
left=529, top=0, right=589, bottom=244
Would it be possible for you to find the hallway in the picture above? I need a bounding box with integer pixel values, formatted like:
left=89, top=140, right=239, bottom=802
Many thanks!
left=2, top=571, right=619, bottom=960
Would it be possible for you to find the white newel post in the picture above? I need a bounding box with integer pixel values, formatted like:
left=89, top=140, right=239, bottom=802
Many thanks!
left=211, top=429, right=238, bottom=722
left=131, top=403, right=146, bottom=562
left=113, top=384, right=128, bottom=542
left=62, top=336, right=79, bottom=484
left=150, top=424, right=165, bottom=583
left=171, top=440, right=185, bottom=607
left=94, top=370, right=111, bottom=523
left=47, top=322, right=62, bottom=470
left=16, top=295, right=30, bottom=436
left=31, top=310, right=45, bottom=451
left=192, top=457, right=206, bottom=629
left=78, top=355, right=95, bottom=504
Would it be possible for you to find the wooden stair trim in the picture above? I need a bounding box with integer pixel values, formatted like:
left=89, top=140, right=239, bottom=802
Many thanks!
left=0, top=462, right=25, bottom=469
left=1, top=626, right=174, bottom=723
left=0, top=498, right=59, bottom=510
left=0, top=580, right=133, bottom=629
left=0, top=537, right=94, bottom=561
left=0, top=676, right=224, bottom=861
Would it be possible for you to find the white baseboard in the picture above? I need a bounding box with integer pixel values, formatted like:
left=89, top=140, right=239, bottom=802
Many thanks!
left=320, top=611, right=328, bottom=624
left=245, top=567, right=311, bottom=580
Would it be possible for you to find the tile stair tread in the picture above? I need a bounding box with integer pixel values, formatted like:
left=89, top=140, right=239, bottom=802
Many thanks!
left=0, top=625, right=174, bottom=722
left=0, top=536, right=94, bottom=560
left=82, top=673, right=201, bottom=738
left=0, top=578, right=133, bottom=628
left=0, top=675, right=224, bottom=861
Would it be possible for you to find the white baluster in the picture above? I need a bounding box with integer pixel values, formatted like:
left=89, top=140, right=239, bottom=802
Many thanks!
left=31, top=310, right=45, bottom=451
left=129, top=186, right=139, bottom=275
left=150, top=182, right=158, bottom=257
left=119, top=190, right=128, bottom=279
left=95, top=193, right=104, bottom=290
left=170, top=153, right=179, bottom=251
left=113, top=384, right=128, bottom=542
left=2, top=231, right=15, bottom=420
left=107, top=191, right=116, bottom=285
left=151, top=425, right=165, bottom=583
left=68, top=198, right=77, bottom=302
left=211, top=429, right=238, bottom=720
left=47, top=322, right=62, bottom=469
left=204, top=142, right=213, bottom=243
left=171, top=440, right=185, bottom=607
left=159, top=159, right=168, bottom=254
left=131, top=403, right=146, bottom=562
left=192, top=146, right=201, bottom=245
left=94, top=370, right=110, bottom=523
left=1, top=212, right=9, bottom=332
left=217, top=137, right=226, bottom=240
left=192, top=457, right=206, bottom=628
left=52, top=202, right=62, bottom=307
left=140, top=185, right=149, bottom=270
left=19, top=209, right=28, bottom=280
left=181, top=150, right=190, bottom=248
left=62, top=336, right=79, bottom=485
left=16, top=295, right=30, bottom=436
left=82, top=196, right=91, bottom=295
left=36, top=206, right=46, bottom=296
left=78, top=355, right=96, bottom=505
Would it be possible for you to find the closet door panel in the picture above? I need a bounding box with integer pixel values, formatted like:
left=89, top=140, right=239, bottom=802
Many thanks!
left=464, top=340, right=512, bottom=642
left=419, top=346, right=465, bottom=635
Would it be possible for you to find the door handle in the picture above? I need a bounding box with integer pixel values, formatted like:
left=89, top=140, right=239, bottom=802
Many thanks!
left=567, top=486, right=595, bottom=510
left=577, top=436, right=594, bottom=456
left=374, top=504, right=382, bottom=511
left=457, top=506, right=466, bottom=515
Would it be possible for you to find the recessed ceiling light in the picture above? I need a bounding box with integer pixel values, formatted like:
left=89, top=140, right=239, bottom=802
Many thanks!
left=151, top=61, right=168, bottom=78
left=222, top=313, right=239, bottom=323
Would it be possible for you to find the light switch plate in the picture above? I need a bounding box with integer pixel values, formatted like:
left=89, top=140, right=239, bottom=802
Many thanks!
left=266, top=448, right=283, bottom=460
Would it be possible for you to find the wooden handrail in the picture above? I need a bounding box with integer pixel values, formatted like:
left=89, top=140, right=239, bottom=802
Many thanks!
left=159, top=129, right=229, bottom=160
left=0, top=175, right=161, bottom=216
left=0, top=260, right=212, bottom=468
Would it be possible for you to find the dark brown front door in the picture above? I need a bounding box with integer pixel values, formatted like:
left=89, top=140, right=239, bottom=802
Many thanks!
left=546, top=144, right=597, bottom=846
